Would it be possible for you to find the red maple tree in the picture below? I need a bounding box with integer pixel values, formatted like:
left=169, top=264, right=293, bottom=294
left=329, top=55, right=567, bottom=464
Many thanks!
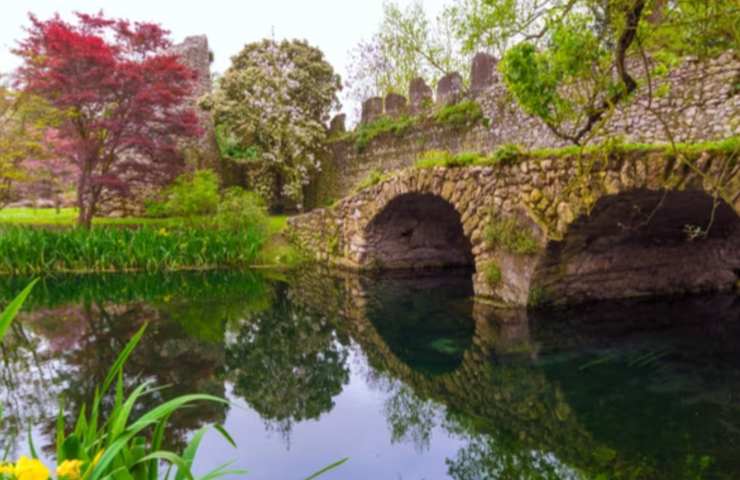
left=14, top=12, right=201, bottom=227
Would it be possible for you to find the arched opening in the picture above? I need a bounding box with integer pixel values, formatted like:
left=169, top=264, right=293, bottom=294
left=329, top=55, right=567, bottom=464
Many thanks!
left=533, top=189, right=740, bottom=304
left=363, top=193, right=474, bottom=270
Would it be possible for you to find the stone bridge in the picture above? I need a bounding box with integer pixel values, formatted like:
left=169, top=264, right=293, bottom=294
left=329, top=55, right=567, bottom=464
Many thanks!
left=288, top=148, right=740, bottom=306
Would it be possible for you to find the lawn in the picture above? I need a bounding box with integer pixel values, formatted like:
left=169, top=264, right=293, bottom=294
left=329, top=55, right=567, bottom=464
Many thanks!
left=0, top=207, right=179, bottom=226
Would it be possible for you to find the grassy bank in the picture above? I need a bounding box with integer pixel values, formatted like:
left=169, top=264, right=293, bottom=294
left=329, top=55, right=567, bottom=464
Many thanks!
left=0, top=207, right=302, bottom=274
left=0, top=224, right=266, bottom=275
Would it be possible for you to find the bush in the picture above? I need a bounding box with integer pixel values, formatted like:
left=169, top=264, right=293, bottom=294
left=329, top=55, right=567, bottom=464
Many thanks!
left=214, top=187, right=269, bottom=233
left=163, top=169, right=220, bottom=217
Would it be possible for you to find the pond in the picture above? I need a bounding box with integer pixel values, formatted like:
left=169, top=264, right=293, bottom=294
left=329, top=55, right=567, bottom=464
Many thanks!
left=1, top=267, right=739, bottom=479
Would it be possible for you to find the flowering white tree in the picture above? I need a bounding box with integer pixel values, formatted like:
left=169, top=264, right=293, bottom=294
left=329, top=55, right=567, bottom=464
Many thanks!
left=203, top=39, right=340, bottom=210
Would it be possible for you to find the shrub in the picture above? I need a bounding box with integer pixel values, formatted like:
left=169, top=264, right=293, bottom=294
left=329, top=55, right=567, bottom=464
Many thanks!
left=214, top=187, right=269, bottom=233
left=163, top=169, right=220, bottom=217
left=485, top=217, right=540, bottom=255
left=434, top=100, right=484, bottom=128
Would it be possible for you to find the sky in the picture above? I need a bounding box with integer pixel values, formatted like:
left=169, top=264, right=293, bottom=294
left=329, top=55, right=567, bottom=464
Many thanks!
left=0, top=0, right=449, bottom=115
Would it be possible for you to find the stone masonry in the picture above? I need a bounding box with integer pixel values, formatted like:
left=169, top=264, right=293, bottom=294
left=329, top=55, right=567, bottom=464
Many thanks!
left=290, top=149, right=740, bottom=306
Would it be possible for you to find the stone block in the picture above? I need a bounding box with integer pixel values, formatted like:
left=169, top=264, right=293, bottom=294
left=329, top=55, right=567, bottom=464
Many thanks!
left=436, top=72, right=464, bottom=106
left=470, top=52, right=497, bottom=95
left=409, top=77, right=433, bottom=112
left=384, top=93, right=407, bottom=118
left=361, top=97, right=384, bottom=124
left=329, top=114, right=346, bottom=134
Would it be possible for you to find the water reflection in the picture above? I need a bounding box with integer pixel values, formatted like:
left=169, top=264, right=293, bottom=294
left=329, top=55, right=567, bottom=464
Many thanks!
left=0, top=269, right=738, bottom=479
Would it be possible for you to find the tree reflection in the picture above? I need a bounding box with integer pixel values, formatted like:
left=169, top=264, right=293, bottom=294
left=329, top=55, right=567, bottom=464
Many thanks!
left=225, top=285, right=350, bottom=441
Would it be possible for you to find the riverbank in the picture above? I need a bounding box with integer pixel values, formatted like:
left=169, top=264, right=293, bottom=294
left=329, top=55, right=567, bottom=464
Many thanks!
left=0, top=209, right=303, bottom=274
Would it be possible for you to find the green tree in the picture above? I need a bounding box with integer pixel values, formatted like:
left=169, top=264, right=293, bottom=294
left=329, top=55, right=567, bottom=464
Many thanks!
left=0, top=85, right=61, bottom=208
left=204, top=39, right=340, bottom=210
left=346, top=1, right=471, bottom=106
left=452, top=0, right=739, bottom=144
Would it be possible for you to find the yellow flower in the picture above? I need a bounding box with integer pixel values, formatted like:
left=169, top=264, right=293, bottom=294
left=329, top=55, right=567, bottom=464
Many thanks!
left=0, top=463, right=15, bottom=475
left=158, top=228, right=169, bottom=237
left=14, top=457, right=49, bottom=480
left=56, top=460, right=82, bottom=480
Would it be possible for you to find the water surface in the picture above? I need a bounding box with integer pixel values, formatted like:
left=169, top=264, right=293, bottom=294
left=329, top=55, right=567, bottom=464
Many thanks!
left=1, top=268, right=738, bottom=479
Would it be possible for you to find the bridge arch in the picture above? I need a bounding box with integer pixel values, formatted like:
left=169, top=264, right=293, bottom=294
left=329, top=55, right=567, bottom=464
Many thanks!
left=289, top=150, right=740, bottom=306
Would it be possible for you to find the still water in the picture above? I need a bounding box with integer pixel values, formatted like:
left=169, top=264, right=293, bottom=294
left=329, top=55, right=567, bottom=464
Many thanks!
left=0, top=268, right=739, bottom=479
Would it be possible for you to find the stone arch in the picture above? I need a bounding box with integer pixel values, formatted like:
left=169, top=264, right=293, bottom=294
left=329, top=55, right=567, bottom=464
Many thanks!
left=531, top=188, right=740, bottom=305
left=348, top=173, right=485, bottom=272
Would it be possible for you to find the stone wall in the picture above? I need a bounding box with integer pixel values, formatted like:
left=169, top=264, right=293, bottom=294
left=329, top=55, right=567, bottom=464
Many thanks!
left=306, top=52, right=739, bottom=208
left=289, top=148, right=740, bottom=306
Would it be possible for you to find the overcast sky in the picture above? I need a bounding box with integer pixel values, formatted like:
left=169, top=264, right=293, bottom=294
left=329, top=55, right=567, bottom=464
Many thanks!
left=0, top=0, right=449, bottom=115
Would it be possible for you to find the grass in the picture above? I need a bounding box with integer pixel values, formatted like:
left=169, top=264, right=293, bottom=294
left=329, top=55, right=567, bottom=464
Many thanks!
left=434, top=100, right=483, bottom=129
left=483, top=261, right=502, bottom=286
left=0, top=225, right=266, bottom=275
left=353, top=116, right=416, bottom=153
left=354, top=168, right=393, bottom=192
left=0, top=208, right=191, bottom=226
left=485, top=218, right=540, bottom=255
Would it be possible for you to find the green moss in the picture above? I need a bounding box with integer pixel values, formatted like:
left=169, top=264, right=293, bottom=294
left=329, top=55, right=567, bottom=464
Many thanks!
left=485, top=217, right=540, bottom=255
left=527, top=285, right=551, bottom=309
left=355, top=167, right=393, bottom=191
left=354, top=115, right=416, bottom=153
left=415, top=150, right=488, bottom=169
left=483, top=261, right=502, bottom=286
left=434, top=100, right=484, bottom=128
left=489, top=143, right=525, bottom=166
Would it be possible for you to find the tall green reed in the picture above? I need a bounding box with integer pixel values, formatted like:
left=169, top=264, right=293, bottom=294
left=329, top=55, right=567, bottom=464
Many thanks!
left=0, top=225, right=265, bottom=275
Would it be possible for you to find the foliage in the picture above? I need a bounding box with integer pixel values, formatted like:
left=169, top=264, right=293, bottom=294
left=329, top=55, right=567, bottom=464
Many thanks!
left=0, top=208, right=192, bottom=227
left=434, top=100, right=483, bottom=128
left=14, top=13, right=201, bottom=228
left=453, top=0, right=740, bottom=145
left=354, top=116, right=416, bottom=153
left=159, top=169, right=220, bottom=218
left=204, top=39, right=340, bottom=208
left=0, top=280, right=37, bottom=341
left=0, top=87, right=63, bottom=209
left=214, top=187, right=268, bottom=233
left=346, top=1, right=470, bottom=108
left=482, top=261, right=502, bottom=286
left=0, top=224, right=266, bottom=275
left=225, top=292, right=350, bottom=438
left=485, top=218, right=539, bottom=255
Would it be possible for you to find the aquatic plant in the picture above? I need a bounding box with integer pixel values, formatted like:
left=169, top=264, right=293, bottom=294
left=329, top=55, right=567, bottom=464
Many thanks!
left=0, top=284, right=347, bottom=479
left=0, top=224, right=266, bottom=275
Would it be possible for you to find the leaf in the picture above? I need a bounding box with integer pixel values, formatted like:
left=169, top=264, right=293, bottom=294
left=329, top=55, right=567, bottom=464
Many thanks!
left=0, top=278, right=38, bottom=341
left=28, top=424, right=39, bottom=459
left=136, top=452, right=193, bottom=480
left=102, top=323, right=148, bottom=394
left=303, top=458, right=349, bottom=480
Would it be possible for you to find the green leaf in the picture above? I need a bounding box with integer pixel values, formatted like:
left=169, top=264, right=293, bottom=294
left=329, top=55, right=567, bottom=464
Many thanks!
left=102, top=323, right=148, bottom=394
left=303, top=458, right=349, bottom=480
left=136, top=452, right=193, bottom=480
left=0, top=278, right=38, bottom=341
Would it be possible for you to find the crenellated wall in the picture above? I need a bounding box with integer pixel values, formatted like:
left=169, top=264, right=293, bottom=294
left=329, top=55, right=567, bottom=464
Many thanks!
left=306, top=51, right=739, bottom=209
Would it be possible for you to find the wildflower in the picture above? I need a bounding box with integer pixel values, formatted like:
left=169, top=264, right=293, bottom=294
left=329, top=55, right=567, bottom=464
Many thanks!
left=14, top=457, right=49, bottom=480
left=56, top=460, right=82, bottom=480
left=157, top=228, right=169, bottom=237
left=0, top=463, right=14, bottom=475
